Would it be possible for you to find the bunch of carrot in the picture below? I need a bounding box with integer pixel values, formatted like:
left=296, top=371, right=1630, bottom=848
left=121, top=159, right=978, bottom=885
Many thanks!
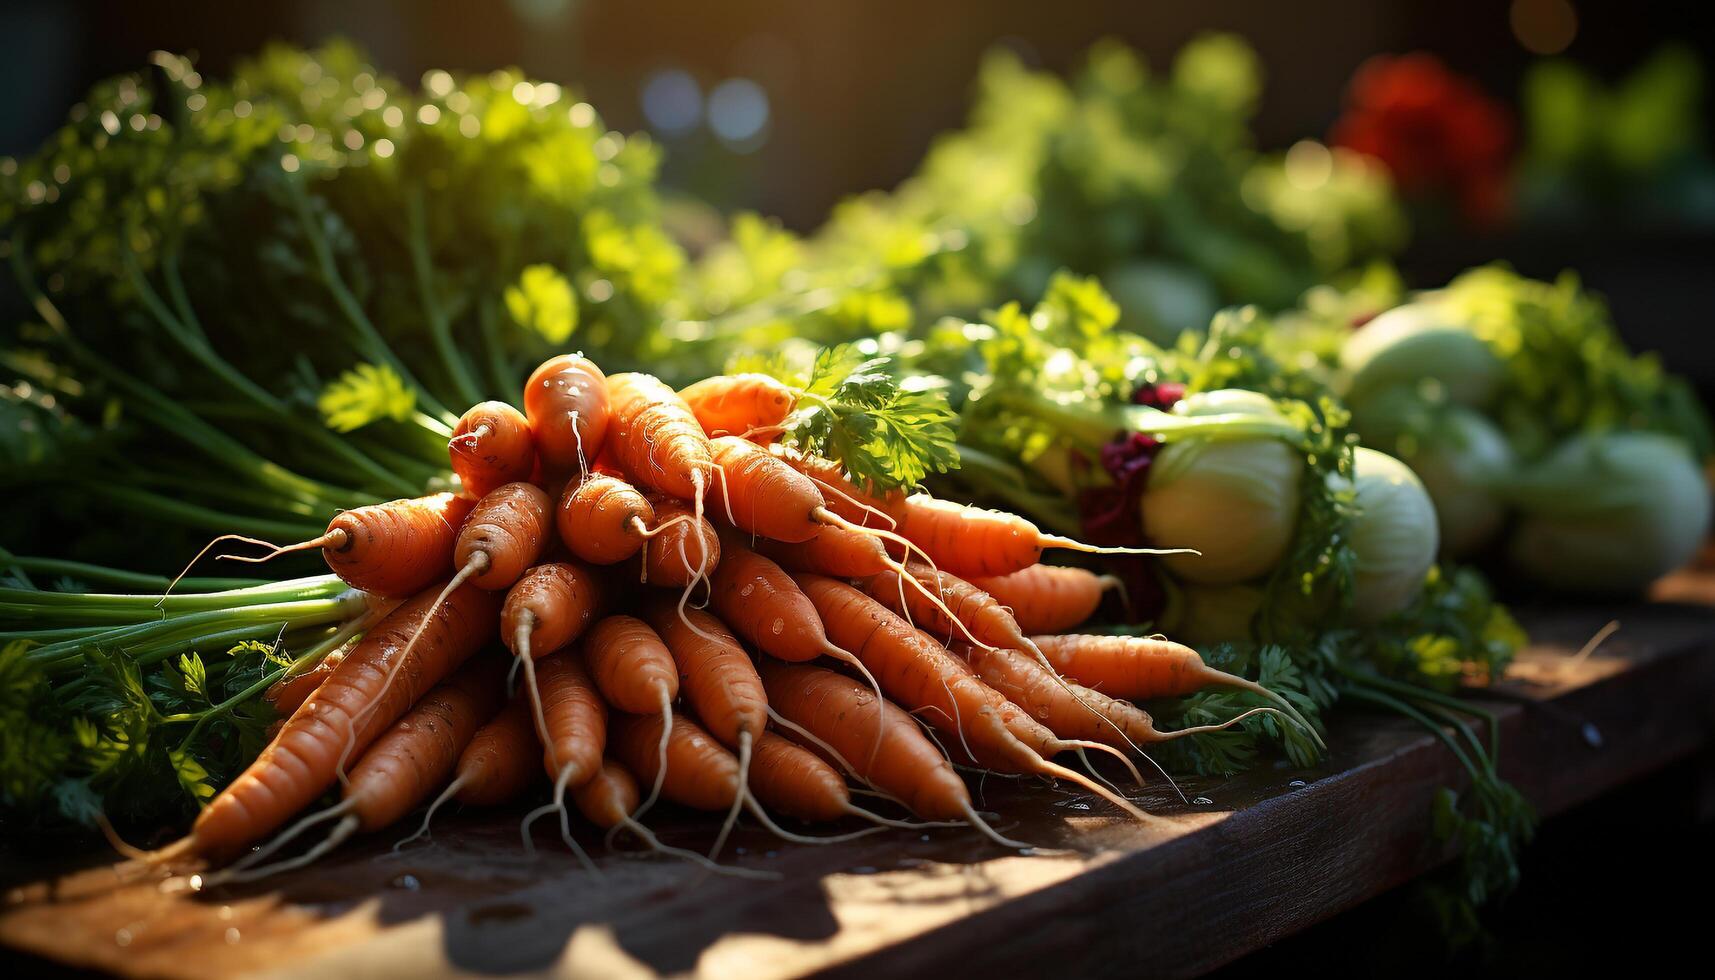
left=144, top=354, right=1315, bottom=880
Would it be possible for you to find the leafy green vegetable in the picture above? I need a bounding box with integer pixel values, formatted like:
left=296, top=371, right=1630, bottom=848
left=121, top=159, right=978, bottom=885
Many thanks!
left=0, top=570, right=367, bottom=826
left=1, top=43, right=686, bottom=567
left=758, top=344, right=961, bottom=491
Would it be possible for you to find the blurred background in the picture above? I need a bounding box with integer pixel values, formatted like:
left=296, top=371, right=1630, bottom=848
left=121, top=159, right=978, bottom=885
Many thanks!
left=1, top=3, right=1711, bottom=973
left=5, top=0, right=1711, bottom=389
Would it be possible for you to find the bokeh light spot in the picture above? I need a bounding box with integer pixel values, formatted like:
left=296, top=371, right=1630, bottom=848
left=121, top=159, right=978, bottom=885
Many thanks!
left=641, top=69, right=702, bottom=137
left=707, top=78, right=769, bottom=149
left=1284, top=140, right=1334, bottom=190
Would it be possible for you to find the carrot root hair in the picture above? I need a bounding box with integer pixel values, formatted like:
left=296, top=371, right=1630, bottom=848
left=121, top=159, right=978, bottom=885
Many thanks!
left=1025, top=747, right=1163, bottom=826
left=521, top=766, right=600, bottom=875
left=615, top=817, right=780, bottom=880
left=162, top=531, right=337, bottom=604
left=960, top=801, right=1033, bottom=851
left=1036, top=533, right=1199, bottom=560
left=1057, top=739, right=1147, bottom=787
left=742, top=795, right=887, bottom=845
left=839, top=803, right=965, bottom=832
left=706, top=730, right=752, bottom=863
left=804, top=474, right=898, bottom=530
left=203, top=814, right=360, bottom=887
left=629, top=686, right=674, bottom=824
left=226, top=799, right=356, bottom=874
left=392, top=774, right=467, bottom=853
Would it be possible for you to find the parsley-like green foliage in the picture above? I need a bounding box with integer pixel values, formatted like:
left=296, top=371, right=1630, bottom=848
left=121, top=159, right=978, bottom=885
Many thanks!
left=1, top=573, right=356, bottom=827
left=1436, top=265, right=1713, bottom=461
left=780, top=345, right=960, bottom=490
left=317, top=362, right=416, bottom=432
left=1, top=42, right=687, bottom=565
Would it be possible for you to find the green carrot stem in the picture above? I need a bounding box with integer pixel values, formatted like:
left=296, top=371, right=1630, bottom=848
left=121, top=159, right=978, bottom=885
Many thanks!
left=284, top=180, right=456, bottom=424
left=407, top=188, right=485, bottom=407
left=477, top=299, right=516, bottom=401
left=8, top=237, right=360, bottom=512
left=71, top=482, right=326, bottom=541
left=29, top=592, right=367, bottom=673
left=149, top=247, right=422, bottom=498
left=1340, top=685, right=1486, bottom=788
left=0, top=574, right=345, bottom=613
left=0, top=556, right=258, bottom=595
left=1336, top=666, right=1504, bottom=767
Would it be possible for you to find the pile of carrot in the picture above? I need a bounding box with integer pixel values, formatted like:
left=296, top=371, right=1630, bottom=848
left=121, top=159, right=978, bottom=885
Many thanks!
left=150, top=353, right=1314, bottom=881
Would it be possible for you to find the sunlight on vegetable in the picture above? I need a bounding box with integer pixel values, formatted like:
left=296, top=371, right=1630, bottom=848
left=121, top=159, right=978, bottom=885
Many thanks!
left=317, top=363, right=418, bottom=433
left=1341, top=447, right=1440, bottom=623
left=1142, top=391, right=1303, bottom=584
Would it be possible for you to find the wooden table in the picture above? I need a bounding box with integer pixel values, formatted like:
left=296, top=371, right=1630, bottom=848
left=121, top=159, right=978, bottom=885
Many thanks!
left=5, top=571, right=1714, bottom=979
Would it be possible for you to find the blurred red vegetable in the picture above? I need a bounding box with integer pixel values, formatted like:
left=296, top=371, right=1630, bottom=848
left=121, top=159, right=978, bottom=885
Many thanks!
left=1332, top=53, right=1515, bottom=229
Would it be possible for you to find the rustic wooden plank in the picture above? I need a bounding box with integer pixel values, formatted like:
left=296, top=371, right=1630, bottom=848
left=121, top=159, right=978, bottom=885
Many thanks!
left=5, top=573, right=1713, bottom=979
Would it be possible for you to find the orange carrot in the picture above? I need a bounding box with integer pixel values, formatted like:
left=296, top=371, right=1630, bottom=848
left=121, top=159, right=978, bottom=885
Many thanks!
left=643, top=598, right=766, bottom=750
left=582, top=614, right=679, bottom=816
left=962, top=645, right=1180, bottom=749
left=679, top=373, right=796, bottom=440
left=606, top=372, right=715, bottom=505
left=709, top=440, right=939, bottom=608
left=746, top=730, right=850, bottom=822
left=760, top=662, right=1020, bottom=843
left=451, top=482, right=554, bottom=591
left=557, top=473, right=656, bottom=565
left=898, top=494, right=1166, bottom=579
left=793, top=573, right=1154, bottom=820
left=501, top=561, right=609, bottom=664
left=533, top=650, right=608, bottom=789
left=753, top=524, right=894, bottom=579
left=862, top=562, right=1028, bottom=651
left=570, top=757, right=762, bottom=875
left=344, top=655, right=507, bottom=832
left=571, top=759, right=641, bottom=830
left=264, top=650, right=345, bottom=717
left=743, top=730, right=925, bottom=834
left=182, top=582, right=500, bottom=861
left=210, top=493, right=476, bottom=598
left=635, top=494, right=720, bottom=587
left=1031, top=634, right=1322, bottom=745
left=709, top=436, right=832, bottom=543
left=450, top=401, right=537, bottom=498
left=583, top=615, right=680, bottom=713
left=453, top=697, right=541, bottom=806
left=524, top=354, right=609, bottom=477
left=610, top=713, right=739, bottom=813
left=769, top=446, right=906, bottom=529
left=396, top=694, right=541, bottom=851
left=709, top=528, right=861, bottom=666
left=970, top=565, right=1119, bottom=634
left=642, top=594, right=766, bottom=856
left=518, top=649, right=607, bottom=868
